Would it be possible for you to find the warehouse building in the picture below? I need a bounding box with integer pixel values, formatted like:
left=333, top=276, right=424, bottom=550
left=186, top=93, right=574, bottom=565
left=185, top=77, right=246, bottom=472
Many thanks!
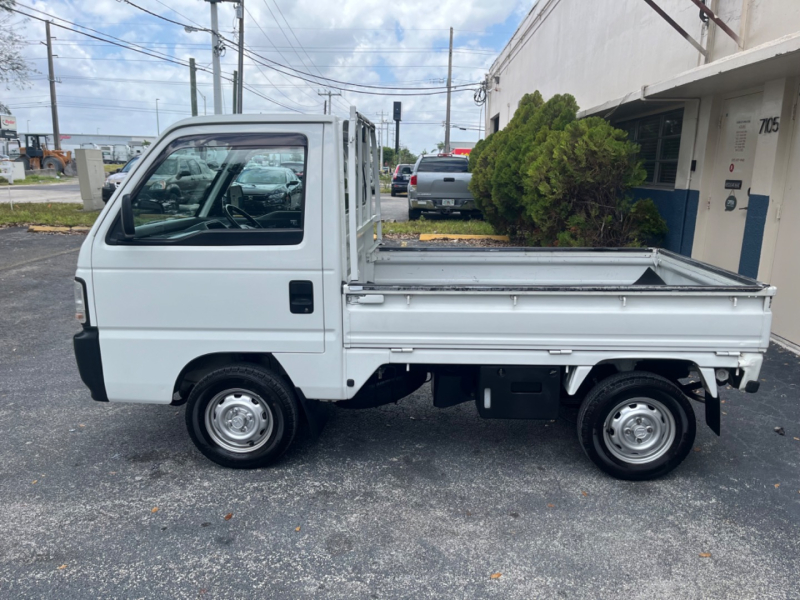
left=485, top=0, right=800, bottom=347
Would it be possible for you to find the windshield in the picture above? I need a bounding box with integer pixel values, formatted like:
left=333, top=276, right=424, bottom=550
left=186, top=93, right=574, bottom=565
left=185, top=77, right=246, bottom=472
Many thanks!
left=238, top=169, right=286, bottom=185
left=121, top=156, right=140, bottom=173
left=417, top=157, right=469, bottom=173
left=154, top=158, right=178, bottom=176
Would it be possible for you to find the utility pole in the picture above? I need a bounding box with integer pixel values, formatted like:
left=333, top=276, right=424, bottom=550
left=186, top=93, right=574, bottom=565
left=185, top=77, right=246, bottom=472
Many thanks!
left=323, top=100, right=327, bottom=115
left=393, top=101, right=401, bottom=161
left=443, top=26, right=453, bottom=153
left=232, top=70, right=238, bottom=114
left=236, top=1, right=244, bottom=113
left=207, top=0, right=223, bottom=114
left=318, top=89, right=341, bottom=115
left=378, top=110, right=385, bottom=169
left=189, top=58, right=198, bottom=117
left=156, top=98, right=160, bottom=135
left=45, top=21, right=61, bottom=150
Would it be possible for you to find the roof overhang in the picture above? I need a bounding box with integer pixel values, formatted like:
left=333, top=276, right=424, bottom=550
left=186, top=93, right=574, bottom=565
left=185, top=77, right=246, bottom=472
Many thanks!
left=579, top=31, right=800, bottom=120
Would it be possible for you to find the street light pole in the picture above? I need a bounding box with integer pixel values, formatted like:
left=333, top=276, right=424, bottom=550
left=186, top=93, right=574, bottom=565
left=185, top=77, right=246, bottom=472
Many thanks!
left=198, top=91, right=207, bottom=116
left=444, top=26, right=453, bottom=153
left=156, top=98, right=161, bottom=135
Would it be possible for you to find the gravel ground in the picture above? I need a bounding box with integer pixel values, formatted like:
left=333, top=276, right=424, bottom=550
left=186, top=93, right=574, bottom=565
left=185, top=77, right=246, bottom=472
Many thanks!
left=1, top=228, right=799, bottom=599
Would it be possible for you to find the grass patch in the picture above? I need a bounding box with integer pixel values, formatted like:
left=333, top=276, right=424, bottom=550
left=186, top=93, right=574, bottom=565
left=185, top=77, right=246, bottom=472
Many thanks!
left=0, top=174, right=72, bottom=186
left=0, top=203, right=99, bottom=227
left=382, top=217, right=496, bottom=236
left=104, top=163, right=125, bottom=174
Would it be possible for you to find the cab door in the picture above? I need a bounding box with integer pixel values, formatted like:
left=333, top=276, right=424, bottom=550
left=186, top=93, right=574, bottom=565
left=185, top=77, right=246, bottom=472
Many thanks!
left=90, top=124, right=324, bottom=403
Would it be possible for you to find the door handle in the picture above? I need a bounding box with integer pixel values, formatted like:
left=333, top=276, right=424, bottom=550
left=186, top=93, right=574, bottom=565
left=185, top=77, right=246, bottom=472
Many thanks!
left=738, top=206, right=749, bottom=210
left=356, top=294, right=385, bottom=304
left=443, top=177, right=455, bottom=182
left=289, top=280, right=314, bottom=314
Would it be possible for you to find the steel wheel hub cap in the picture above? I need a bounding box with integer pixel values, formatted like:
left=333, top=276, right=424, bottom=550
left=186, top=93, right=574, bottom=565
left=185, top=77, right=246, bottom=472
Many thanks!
left=205, top=388, right=273, bottom=453
left=603, top=397, right=676, bottom=464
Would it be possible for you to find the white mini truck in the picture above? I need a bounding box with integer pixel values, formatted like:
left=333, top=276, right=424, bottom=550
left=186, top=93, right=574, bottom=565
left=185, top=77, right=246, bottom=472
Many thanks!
left=73, top=110, right=775, bottom=480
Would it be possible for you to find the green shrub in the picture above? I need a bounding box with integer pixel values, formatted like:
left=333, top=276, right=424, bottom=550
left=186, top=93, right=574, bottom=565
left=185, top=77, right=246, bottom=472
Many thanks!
left=470, top=91, right=667, bottom=247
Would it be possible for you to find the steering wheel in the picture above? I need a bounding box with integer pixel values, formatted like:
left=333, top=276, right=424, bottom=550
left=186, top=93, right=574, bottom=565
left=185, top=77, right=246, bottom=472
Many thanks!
left=224, top=204, right=262, bottom=229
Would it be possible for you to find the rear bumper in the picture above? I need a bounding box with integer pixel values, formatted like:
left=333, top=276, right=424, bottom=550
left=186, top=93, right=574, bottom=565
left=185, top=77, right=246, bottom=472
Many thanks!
left=391, top=182, right=408, bottom=192
left=410, top=197, right=478, bottom=212
left=73, top=328, right=108, bottom=402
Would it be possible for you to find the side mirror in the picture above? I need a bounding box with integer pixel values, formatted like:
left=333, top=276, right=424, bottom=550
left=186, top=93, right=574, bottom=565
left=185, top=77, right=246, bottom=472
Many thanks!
left=120, top=194, right=136, bottom=240
left=287, top=180, right=300, bottom=187
left=177, top=169, right=191, bottom=179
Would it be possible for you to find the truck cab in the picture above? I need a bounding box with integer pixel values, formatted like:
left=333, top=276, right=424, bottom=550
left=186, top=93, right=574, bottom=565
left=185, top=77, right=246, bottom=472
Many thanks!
left=74, top=111, right=775, bottom=480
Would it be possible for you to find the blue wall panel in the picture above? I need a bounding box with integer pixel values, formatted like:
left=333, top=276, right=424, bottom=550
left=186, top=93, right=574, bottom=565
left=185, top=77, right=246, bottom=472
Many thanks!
left=632, top=187, right=699, bottom=256
left=738, top=194, right=769, bottom=279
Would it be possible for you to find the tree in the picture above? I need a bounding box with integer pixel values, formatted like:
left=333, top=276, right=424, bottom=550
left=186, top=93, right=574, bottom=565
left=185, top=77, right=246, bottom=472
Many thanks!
left=469, top=90, right=667, bottom=247
left=1, top=1, right=34, bottom=90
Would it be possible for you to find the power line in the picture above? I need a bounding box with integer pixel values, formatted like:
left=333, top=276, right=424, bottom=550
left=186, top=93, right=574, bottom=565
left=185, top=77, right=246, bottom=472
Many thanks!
left=117, top=0, right=482, bottom=92
left=12, top=4, right=305, bottom=113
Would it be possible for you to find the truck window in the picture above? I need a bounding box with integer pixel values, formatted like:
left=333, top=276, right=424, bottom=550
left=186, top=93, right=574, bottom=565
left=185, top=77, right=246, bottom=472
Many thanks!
left=120, top=133, right=307, bottom=244
left=416, top=157, right=469, bottom=173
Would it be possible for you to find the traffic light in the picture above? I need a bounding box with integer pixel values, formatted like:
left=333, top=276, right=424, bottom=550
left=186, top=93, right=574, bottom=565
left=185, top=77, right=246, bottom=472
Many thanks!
left=393, top=102, right=402, bottom=122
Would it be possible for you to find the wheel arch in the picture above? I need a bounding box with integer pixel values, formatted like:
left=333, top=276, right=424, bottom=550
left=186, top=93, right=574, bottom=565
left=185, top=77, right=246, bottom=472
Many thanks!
left=172, top=352, right=292, bottom=406
left=566, top=358, right=714, bottom=398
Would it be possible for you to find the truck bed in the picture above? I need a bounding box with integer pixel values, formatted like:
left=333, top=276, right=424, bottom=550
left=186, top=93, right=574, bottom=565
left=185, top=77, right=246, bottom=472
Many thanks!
left=344, top=247, right=774, bottom=352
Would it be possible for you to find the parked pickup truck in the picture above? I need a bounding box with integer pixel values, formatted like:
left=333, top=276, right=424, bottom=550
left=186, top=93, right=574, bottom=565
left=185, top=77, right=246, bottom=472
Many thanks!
left=73, top=110, right=775, bottom=480
left=407, top=154, right=478, bottom=220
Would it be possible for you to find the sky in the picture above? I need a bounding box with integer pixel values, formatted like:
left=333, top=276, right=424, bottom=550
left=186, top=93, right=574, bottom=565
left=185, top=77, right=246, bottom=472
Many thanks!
left=3, top=0, right=535, bottom=154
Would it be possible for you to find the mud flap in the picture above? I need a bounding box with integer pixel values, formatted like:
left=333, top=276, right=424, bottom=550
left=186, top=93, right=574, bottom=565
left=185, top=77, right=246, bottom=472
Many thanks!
left=295, top=388, right=331, bottom=440
left=705, top=394, right=721, bottom=436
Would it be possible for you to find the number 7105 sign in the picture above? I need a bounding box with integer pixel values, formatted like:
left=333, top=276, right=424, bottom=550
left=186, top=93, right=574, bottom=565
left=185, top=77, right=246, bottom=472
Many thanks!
left=760, top=117, right=780, bottom=134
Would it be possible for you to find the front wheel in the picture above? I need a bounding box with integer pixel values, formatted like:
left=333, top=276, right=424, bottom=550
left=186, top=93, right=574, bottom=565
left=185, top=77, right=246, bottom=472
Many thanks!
left=577, top=371, right=696, bottom=480
left=408, top=208, right=421, bottom=220
left=185, top=364, right=299, bottom=468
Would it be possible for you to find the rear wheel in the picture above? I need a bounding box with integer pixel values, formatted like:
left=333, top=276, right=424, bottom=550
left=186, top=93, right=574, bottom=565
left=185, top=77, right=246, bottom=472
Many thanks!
left=185, top=364, right=299, bottom=468
left=408, top=208, right=421, bottom=220
left=390, top=190, right=396, bottom=197
left=577, top=371, right=696, bottom=480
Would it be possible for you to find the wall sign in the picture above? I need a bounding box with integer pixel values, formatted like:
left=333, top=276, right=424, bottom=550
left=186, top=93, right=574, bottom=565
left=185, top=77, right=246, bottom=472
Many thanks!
left=725, top=179, right=743, bottom=190
left=759, top=117, right=780, bottom=134
left=725, top=194, right=738, bottom=211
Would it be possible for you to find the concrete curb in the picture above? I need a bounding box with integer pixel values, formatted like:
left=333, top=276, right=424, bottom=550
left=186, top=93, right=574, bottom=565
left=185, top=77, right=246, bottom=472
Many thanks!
left=28, top=225, right=90, bottom=234
left=418, top=233, right=510, bottom=242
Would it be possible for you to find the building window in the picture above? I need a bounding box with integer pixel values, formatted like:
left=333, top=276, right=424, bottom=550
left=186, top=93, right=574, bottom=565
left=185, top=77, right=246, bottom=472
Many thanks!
left=617, top=109, right=683, bottom=187
left=491, top=114, right=500, bottom=134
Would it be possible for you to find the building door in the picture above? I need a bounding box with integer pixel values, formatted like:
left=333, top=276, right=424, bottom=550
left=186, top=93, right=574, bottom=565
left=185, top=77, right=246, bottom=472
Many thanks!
left=699, top=92, right=762, bottom=273
left=769, top=112, right=800, bottom=345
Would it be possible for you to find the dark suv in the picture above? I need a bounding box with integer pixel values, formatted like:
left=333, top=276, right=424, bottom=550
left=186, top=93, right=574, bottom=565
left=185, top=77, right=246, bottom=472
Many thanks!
left=390, top=164, right=413, bottom=196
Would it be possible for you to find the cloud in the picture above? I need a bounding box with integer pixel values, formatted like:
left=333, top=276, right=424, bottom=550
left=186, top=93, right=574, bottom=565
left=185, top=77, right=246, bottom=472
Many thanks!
left=5, top=0, right=530, bottom=152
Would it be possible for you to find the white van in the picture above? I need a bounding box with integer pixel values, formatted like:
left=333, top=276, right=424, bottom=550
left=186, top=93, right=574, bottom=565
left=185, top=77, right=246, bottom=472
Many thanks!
left=73, top=111, right=774, bottom=480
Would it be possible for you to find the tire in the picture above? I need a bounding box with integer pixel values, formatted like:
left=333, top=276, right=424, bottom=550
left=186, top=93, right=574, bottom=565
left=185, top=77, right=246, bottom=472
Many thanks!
left=185, top=364, right=300, bottom=469
left=43, top=157, right=64, bottom=173
left=409, top=208, right=421, bottom=220
left=577, top=371, right=696, bottom=481
left=391, top=190, right=396, bottom=197
left=16, top=156, right=31, bottom=171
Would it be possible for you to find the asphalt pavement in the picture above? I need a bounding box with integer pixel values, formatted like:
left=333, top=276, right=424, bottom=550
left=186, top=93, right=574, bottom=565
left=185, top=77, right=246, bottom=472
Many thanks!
left=1, top=228, right=799, bottom=599
left=2, top=181, right=82, bottom=204
left=380, top=191, right=408, bottom=222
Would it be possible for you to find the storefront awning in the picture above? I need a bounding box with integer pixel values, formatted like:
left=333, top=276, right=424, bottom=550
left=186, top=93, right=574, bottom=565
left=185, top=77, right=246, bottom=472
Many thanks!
left=580, top=31, right=800, bottom=121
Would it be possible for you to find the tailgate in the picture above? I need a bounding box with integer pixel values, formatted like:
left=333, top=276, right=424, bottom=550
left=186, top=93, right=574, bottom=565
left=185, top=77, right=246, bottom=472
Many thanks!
left=419, top=173, right=472, bottom=199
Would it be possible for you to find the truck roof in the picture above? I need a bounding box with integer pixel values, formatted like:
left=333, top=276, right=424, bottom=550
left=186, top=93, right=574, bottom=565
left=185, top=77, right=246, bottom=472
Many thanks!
left=163, top=114, right=341, bottom=139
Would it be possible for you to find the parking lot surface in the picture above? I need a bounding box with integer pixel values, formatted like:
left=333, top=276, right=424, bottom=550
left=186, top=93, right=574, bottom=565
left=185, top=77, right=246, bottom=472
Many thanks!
left=0, top=228, right=798, bottom=599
